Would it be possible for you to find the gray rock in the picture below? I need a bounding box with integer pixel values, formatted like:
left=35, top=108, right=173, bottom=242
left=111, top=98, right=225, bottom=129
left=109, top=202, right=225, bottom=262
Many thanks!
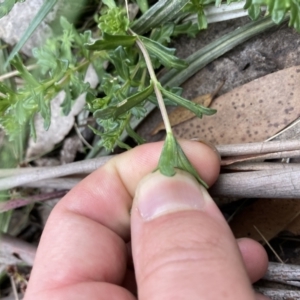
left=0, top=0, right=58, bottom=56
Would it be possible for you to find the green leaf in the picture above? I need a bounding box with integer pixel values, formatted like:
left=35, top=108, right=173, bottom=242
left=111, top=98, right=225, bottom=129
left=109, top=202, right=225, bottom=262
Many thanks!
left=148, top=86, right=182, bottom=106
left=29, top=115, right=37, bottom=141
left=126, top=123, right=145, bottom=144
left=197, top=9, right=208, bottom=30
left=102, top=0, right=116, bottom=9
left=69, top=73, right=90, bottom=99
left=247, top=4, right=261, bottom=20
left=93, top=106, right=116, bottom=120
left=5, top=0, right=59, bottom=66
left=0, top=0, right=23, bottom=19
left=94, top=84, right=154, bottom=119
left=15, top=100, right=27, bottom=125
left=110, top=46, right=130, bottom=80
left=98, top=7, right=130, bottom=35
left=131, top=0, right=190, bottom=35
left=0, top=82, right=14, bottom=95
left=10, top=56, right=39, bottom=87
left=139, top=36, right=188, bottom=69
left=136, top=0, right=149, bottom=13
left=243, top=0, right=300, bottom=32
left=37, top=93, right=51, bottom=130
left=173, top=22, right=200, bottom=38
left=155, top=132, right=209, bottom=188
left=150, top=23, right=174, bottom=44
left=61, top=87, right=72, bottom=115
left=116, top=139, right=131, bottom=150
left=84, top=33, right=137, bottom=51
left=161, top=87, right=216, bottom=118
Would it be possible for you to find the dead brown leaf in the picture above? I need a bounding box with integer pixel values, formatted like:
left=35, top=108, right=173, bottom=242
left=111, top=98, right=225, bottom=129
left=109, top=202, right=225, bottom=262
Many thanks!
left=284, top=214, right=300, bottom=235
left=172, top=66, right=300, bottom=144
left=230, top=199, right=300, bottom=242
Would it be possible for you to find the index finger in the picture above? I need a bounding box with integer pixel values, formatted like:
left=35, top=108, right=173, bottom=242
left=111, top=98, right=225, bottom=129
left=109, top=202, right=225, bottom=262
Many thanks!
left=25, top=140, right=220, bottom=298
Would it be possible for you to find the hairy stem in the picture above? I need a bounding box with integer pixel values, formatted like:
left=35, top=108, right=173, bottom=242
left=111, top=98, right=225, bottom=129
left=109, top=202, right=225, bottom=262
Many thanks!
left=133, top=32, right=173, bottom=133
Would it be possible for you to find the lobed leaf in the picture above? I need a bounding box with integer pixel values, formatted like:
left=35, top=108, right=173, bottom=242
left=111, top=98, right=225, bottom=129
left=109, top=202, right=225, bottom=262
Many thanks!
left=156, top=132, right=209, bottom=188
left=140, top=36, right=188, bottom=69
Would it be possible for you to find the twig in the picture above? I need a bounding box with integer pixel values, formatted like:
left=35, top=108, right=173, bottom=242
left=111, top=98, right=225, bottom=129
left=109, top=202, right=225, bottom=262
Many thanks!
left=210, top=166, right=300, bottom=199
left=264, top=262, right=300, bottom=288
left=0, top=233, right=36, bottom=266
left=216, top=140, right=300, bottom=156
left=0, top=190, right=68, bottom=213
left=255, top=287, right=300, bottom=299
left=1, top=141, right=300, bottom=197
left=0, top=157, right=112, bottom=190
left=0, top=168, right=45, bottom=178
left=9, top=274, right=19, bottom=300
left=223, top=162, right=294, bottom=171
left=24, top=178, right=82, bottom=190
left=8, top=165, right=300, bottom=200
left=74, top=123, right=93, bottom=150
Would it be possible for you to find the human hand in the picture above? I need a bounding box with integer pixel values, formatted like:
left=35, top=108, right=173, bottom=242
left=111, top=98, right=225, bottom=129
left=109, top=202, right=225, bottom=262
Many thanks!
left=24, top=140, right=268, bottom=300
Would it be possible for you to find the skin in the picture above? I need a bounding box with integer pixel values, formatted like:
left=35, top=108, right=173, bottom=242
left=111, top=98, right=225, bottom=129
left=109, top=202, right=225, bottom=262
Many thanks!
left=24, top=140, right=269, bottom=299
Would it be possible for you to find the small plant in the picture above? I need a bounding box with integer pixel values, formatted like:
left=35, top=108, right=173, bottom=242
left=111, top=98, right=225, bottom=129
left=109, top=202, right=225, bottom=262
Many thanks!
left=0, top=0, right=300, bottom=186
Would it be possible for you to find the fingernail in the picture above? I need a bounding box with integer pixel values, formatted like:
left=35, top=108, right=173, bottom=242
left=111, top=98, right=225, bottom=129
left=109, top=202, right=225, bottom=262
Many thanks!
left=134, top=170, right=213, bottom=221
left=190, top=138, right=221, bottom=162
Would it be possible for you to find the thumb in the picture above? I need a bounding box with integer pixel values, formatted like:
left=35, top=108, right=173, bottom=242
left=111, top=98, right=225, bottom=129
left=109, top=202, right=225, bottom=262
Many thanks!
left=131, top=170, right=255, bottom=300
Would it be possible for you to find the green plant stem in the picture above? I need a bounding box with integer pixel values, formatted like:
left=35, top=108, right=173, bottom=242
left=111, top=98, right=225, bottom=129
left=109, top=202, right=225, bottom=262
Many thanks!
left=133, top=31, right=172, bottom=134
left=0, top=64, right=37, bottom=82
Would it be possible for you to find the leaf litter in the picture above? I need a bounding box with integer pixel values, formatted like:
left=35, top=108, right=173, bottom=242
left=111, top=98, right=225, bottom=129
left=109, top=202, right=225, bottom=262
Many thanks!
left=169, top=66, right=300, bottom=144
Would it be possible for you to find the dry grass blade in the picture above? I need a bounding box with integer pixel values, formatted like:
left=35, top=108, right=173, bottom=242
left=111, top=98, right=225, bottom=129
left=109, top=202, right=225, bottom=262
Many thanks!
left=254, top=225, right=284, bottom=263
